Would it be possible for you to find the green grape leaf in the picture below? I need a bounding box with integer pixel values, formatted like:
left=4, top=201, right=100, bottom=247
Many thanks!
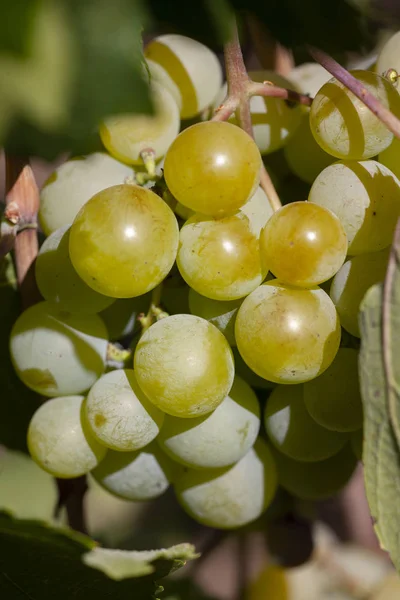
left=0, top=512, right=198, bottom=599
left=0, top=0, right=39, bottom=56
left=359, top=284, right=400, bottom=570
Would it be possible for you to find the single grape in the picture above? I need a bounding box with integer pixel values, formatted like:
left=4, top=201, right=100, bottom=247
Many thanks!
left=99, top=294, right=151, bottom=341
left=379, top=136, right=400, bottom=179
left=264, top=384, right=348, bottom=461
left=235, top=281, right=341, bottom=384
left=239, top=186, right=274, bottom=237
left=188, top=289, right=241, bottom=346
left=157, top=375, right=260, bottom=469
left=174, top=438, right=277, bottom=529
left=134, top=314, right=234, bottom=418
left=309, top=160, right=400, bottom=255
left=10, top=301, right=108, bottom=397
left=69, top=184, right=179, bottom=298
left=350, top=429, right=363, bottom=461
left=287, top=62, right=331, bottom=98
left=330, top=249, right=389, bottom=337
left=39, top=153, right=133, bottom=236
left=145, top=34, right=222, bottom=119
left=303, top=348, right=363, bottom=432
left=100, top=81, right=180, bottom=165
left=91, top=442, right=178, bottom=501
left=376, top=31, right=400, bottom=86
left=271, top=444, right=357, bottom=500
left=35, top=225, right=114, bottom=315
left=310, top=70, right=400, bottom=160
left=260, top=202, right=347, bottom=287
left=163, top=121, right=261, bottom=217
left=27, top=396, right=107, bottom=478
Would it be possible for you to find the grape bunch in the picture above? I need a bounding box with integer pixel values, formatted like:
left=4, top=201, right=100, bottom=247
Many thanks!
left=9, top=31, right=400, bottom=530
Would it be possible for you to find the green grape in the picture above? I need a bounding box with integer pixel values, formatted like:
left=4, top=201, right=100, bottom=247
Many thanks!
left=284, top=116, right=335, bottom=184
left=310, top=70, right=400, bottom=160
left=174, top=201, right=194, bottom=221
left=164, top=121, right=261, bottom=217
left=99, top=294, right=151, bottom=341
left=69, top=184, right=179, bottom=298
left=265, top=384, right=347, bottom=462
left=330, top=249, right=389, bottom=337
left=178, top=212, right=266, bottom=301
left=303, top=348, right=363, bottom=432
left=85, top=369, right=164, bottom=451
left=174, top=438, right=277, bottom=529
left=134, top=314, right=234, bottom=418
left=188, top=289, right=241, bottom=346
left=239, top=186, right=274, bottom=237
left=10, top=301, right=108, bottom=397
left=376, top=31, right=400, bottom=85
left=350, top=429, right=363, bottom=461
left=260, top=202, right=347, bottom=287
left=145, top=34, right=222, bottom=119
left=287, top=62, right=331, bottom=98
left=309, top=160, right=400, bottom=255
left=91, top=442, right=178, bottom=501
left=157, top=375, right=260, bottom=469
left=35, top=226, right=114, bottom=315
left=235, top=281, right=341, bottom=384
left=379, top=136, right=400, bottom=179
left=271, top=444, right=357, bottom=500
left=39, top=153, right=133, bottom=236
left=27, top=396, right=107, bottom=478
left=232, top=347, right=276, bottom=390
left=100, top=81, right=180, bottom=165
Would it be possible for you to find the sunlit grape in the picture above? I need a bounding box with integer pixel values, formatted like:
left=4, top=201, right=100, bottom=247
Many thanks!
left=146, top=58, right=182, bottom=109
left=188, top=289, right=241, bottom=346
left=239, top=186, right=274, bottom=237
left=69, top=184, right=179, bottom=298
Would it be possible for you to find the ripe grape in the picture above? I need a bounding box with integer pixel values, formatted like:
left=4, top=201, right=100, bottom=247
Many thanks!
left=27, top=396, right=107, bottom=478
left=174, top=438, right=277, bottom=529
left=260, top=202, right=347, bottom=287
left=310, top=70, right=400, bottom=160
left=379, top=136, right=400, bottom=179
left=157, top=375, right=260, bottom=469
left=376, top=31, right=400, bottom=85
left=134, top=314, right=235, bottom=418
left=99, top=294, right=151, bottom=341
left=330, top=249, right=389, bottom=337
left=350, top=429, right=363, bottom=461
left=10, top=301, right=108, bottom=397
left=287, top=62, right=331, bottom=97
left=69, top=184, right=179, bottom=298
left=35, top=226, right=114, bottom=315
left=91, top=442, right=178, bottom=501
left=309, top=160, right=400, bottom=255
left=100, top=81, right=180, bottom=165
left=39, top=153, right=133, bottom=236
left=178, top=212, right=266, bottom=301
left=239, top=186, right=274, bottom=237
left=85, top=369, right=164, bottom=452
left=304, top=348, right=363, bottom=432
left=235, top=281, right=341, bottom=384
left=145, top=34, right=222, bottom=119
left=163, top=121, right=261, bottom=217
left=188, top=289, right=241, bottom=346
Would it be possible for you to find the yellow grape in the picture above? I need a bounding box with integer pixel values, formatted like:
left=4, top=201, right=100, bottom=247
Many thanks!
left=69, top=184, right=179, bottom=298
left=260, top=202, right=347, bottom=287
left=239, top=186, right=274, bottom=237
left=235, top=281, right=341, bottom=384
left=163, top=121, right=262, bottom=217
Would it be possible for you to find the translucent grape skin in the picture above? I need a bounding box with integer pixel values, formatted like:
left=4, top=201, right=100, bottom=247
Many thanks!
left=35, top=225, right=115, bottom=315
left=28, top=396, right=107, bottom=478
left=91, top=442, right=178, bottom=501
left=10, top=301, right=108, bottom=397
left=260, top=202, right=347, bottom=287
left=309, top=160, right=400, bottom=255
left=310, top=70, right=400, bottom=160
left=235, top=281, right=341, bottom=384
left=178, top=212, right=267, bottom=301
left=69, top=184, right=179, bottom=299
left=304, top=348, right=363, bottom=432
left=85, top=369, right=164, bottom=452
left=264, top=384, right=348, bottom=462
left=174, top=438, right=277, bottom=529
left=164, top=121, right=262, bottom=217
left=330, top=249, right=389, bottom=337
left=134, top=314, right=235, bottom=418
left=157, top=375, right=260, bottom=469
left=188, top=289, right=242, bottom=346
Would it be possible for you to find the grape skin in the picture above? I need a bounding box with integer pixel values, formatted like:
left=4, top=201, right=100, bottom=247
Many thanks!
left=239, top=186, right=274, bottom=237
left=10, top=301, right=108, bottom=397
left=287, top=62, right=331, bottom=98
left=174, top=438, right=277, bottom=529
left=235, top=281, right=341, bottom=384
left=164, top=121, right=262, bottom=217
left=28, top=396, right=107, bottom=478
left=146, top=58, right=182, bottom=110
left=188, top=289, right=241, bottom=346
left=134, top=314, right=235, bottom=418
left=69, top=184, right=179, bottom=299
left=157, top=375, right=260, bottom=469
left=85, top=369, right=165, bottom=452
